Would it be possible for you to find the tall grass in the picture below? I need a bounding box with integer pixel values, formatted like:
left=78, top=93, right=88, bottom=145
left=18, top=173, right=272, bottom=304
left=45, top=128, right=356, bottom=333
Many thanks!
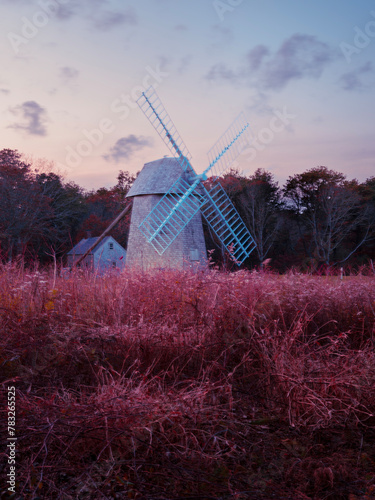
left=1, top=263, right=375, bottom=498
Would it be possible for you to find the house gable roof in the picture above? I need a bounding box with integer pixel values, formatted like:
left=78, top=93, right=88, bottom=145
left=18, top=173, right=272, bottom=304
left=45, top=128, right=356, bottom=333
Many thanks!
left=67, top=236, right=122, bottom=255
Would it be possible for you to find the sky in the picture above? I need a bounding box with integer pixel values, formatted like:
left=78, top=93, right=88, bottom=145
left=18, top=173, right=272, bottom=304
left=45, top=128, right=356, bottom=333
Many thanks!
left=1, top=0, right=375, bottom=190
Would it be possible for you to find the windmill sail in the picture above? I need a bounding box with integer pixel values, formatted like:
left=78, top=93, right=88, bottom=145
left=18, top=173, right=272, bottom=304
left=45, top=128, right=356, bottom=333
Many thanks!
left=201, top=180, right=256, bottom=263
left=205, top=113, right=250, bottom=179
left=137, top=87, right=193, bottom=172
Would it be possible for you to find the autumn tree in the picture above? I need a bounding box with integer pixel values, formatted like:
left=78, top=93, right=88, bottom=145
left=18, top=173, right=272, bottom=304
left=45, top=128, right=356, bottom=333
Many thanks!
left=114, top=170, right=138, bottom=202
left=0, top=149, right=48, bottom=259
left=34, top=172, right=86, bottom=256
left=77, top=170, right=136, bottom=248
left=0, top=149, right=86, bottom=261
left=283, top=166, right=372, bottom=266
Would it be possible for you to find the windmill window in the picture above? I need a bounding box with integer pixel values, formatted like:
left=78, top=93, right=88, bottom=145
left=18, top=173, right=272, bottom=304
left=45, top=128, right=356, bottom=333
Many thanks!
left=109, top=242, right=114, bottom=250
left=190, top=249, right=200, bottom=261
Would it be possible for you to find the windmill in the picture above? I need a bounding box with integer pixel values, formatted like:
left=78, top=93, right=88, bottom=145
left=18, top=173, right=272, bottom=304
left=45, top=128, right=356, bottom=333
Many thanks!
left=125, top=86, right=256, bottom=270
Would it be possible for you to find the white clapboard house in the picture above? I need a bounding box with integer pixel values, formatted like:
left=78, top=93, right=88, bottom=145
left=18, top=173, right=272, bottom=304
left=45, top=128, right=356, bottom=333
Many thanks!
left=67, top=236, right=126, bottom=273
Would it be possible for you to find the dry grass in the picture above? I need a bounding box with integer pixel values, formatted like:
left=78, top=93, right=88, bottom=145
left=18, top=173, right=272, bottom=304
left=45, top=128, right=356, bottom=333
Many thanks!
left=1, top=263, right=375, bottom=499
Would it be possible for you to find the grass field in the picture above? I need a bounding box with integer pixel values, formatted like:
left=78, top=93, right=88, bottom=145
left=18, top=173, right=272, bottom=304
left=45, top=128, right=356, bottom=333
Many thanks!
left=1, top=263, right=375, bottom=499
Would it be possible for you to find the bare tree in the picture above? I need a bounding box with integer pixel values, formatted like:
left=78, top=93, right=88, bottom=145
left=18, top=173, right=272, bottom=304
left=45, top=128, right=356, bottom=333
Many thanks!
left=237, top=169, right=282, bottom=265
left=312, top=184, right=371, bottom=264
left=284, top=167, right=372, bottom=266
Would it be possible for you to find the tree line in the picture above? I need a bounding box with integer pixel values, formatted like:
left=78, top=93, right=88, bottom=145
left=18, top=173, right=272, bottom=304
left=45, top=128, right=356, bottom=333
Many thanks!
left=218, top=167, right=375, bottom=270
left=1, top=148, right=374, bottom=270
left=0, top=149, right=135, bottom=264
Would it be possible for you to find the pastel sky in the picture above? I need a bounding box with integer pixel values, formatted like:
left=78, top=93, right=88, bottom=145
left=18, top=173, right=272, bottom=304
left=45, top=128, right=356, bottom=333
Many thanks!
left=1, top=0, right=374, bottom=190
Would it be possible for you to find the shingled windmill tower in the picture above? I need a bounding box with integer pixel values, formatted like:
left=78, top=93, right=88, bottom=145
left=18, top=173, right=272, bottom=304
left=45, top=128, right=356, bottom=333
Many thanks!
left=125, top=87, right=256, bottom=271
left=126, top=157, right=207, bottom=269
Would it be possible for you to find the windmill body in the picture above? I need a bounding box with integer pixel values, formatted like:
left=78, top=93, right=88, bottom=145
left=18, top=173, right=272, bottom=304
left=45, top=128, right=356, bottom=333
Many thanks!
left=125, top=86, right=256, bottom=270
left=126, top=158, right=207, bottom=270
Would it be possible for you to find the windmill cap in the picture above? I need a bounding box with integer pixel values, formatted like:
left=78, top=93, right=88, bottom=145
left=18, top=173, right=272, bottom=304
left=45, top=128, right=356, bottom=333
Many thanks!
left=126, top=157, right=193, bottom=197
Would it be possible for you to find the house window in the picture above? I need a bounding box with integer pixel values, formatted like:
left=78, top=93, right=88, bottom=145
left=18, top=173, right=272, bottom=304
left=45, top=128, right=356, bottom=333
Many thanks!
left=109, top=242, right=114, bottom=250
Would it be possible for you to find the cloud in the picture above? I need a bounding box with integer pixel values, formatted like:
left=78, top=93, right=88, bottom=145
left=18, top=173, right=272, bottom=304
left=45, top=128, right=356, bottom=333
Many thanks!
left=338, top=61, right=373, bottom=91
left=205, top=34, right=337, bottom=91
left=211, top=25, right=234, bottom=44
left=18, top=0, right=138, bottom=28
left=63, top=2, right=138, bottom=29
left=53, top=0, right=105, bottom=21
left=261, top=34, right=336, bottom=90
left=103, top=135, right=153, bottom=163
left=60, top=66, right=79, bottom=82
left=175, top=24, right=188, bottom=31
left=4, top=0, right=138, bottom=33
left=8, top=101, right=48, bottom=136
left=206, top=63, right=236, bottom=82
left=93, top=8, right=137, bottom=31
left=54, top=3, right=78, bottom=20
left=4, top=0, right=80, bottom=20
left=246, top=45, right=269, bottom=72
left=177, top=55, right=192, bottom=75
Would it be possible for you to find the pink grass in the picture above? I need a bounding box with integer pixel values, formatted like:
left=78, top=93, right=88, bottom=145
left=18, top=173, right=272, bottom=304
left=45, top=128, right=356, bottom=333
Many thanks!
left=1, top=264, right=375, bottom=498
